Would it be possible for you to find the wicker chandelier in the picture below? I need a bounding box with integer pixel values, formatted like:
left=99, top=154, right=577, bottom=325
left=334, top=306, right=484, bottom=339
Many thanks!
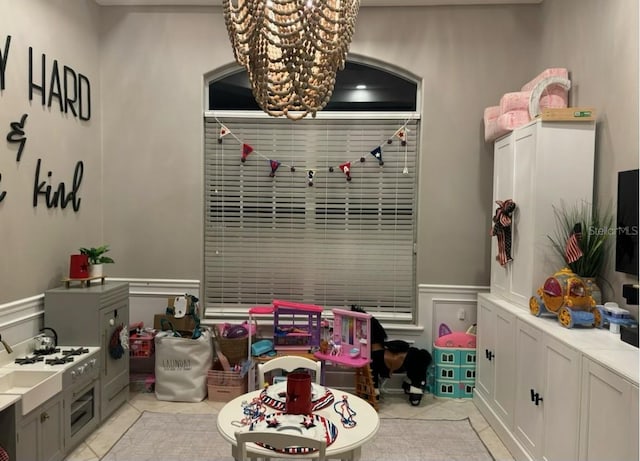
left=222, top=0, right=360, bottom=121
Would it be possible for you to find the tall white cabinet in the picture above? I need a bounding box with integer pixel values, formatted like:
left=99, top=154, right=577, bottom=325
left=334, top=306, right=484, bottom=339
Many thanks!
left=490, top=119, right=595, bottom=307
left=478, top=119, right=639, bottom=461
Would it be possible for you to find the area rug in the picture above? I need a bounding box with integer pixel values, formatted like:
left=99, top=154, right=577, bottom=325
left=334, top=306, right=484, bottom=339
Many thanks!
left=102, top=411, right=494, bottom=461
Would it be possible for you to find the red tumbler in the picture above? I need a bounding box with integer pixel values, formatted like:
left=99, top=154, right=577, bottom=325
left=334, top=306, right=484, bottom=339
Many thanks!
left=69, top=254, right=89, bottom=279
left=285, top=372, right=312, bottom=415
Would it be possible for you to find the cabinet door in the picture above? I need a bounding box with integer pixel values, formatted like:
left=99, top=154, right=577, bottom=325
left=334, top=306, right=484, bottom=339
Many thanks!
left=40, top=396, right=63, bottom=461
left=475, top=298, right=495, bottom=400
left=16, top=409, right=38, bottom=461
left=508, top=126, right=536, bottom=306
left=100, top=303, right=129, bottom=420
left=16, top=395, right=63, bottom=461
left=490, top=136, right=514, bottom=297
left=541, top=335, right=580, bottom=461
left=513, top=320, right=544, bottom=458
left=492, top=306, right=516, bottom=428
left=579, top=358, right=638, bottom=461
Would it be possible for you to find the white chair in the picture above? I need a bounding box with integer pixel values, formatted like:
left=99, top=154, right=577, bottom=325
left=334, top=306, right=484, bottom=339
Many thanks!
left=257, top=356, right=322, bottom=387
left=234, top=430, right=327, bottom=461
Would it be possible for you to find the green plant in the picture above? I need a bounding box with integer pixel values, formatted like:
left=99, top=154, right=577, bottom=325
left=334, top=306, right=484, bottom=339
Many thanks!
left=79, top=245, right=115, bottom=265
left=547, top=201, right=613, bottom=278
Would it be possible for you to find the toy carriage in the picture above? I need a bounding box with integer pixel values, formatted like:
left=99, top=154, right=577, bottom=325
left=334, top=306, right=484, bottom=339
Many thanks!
left=529, top=268, right=604, bottom=329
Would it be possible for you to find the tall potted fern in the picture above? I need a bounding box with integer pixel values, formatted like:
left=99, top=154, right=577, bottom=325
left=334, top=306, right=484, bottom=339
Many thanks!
left=547, top=201, right=613, bottom=303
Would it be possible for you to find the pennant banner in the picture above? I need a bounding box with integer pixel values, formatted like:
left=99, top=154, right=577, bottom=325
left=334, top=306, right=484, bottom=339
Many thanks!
left=241, top=144, right=254, bottom=163
left=269, top=160, right=281, bottom=177
left=370, top=146, right=384, bottom=165
left=340, top=162, right=352, bottom=181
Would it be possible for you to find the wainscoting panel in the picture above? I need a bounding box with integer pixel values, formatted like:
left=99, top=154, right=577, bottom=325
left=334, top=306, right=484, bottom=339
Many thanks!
left=108, top=278, right=201, bottom=328
left=0, top=295, right=44, bottom=352
left=418, top=284, right=489, bottom=351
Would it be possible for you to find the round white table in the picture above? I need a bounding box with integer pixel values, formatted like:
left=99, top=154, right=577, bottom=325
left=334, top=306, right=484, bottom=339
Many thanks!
left=216, top=386, right=380, bottom=460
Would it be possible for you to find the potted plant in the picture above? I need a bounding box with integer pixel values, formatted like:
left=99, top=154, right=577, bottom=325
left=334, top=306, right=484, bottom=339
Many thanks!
left=79, top=245, right=114, bottom=278
left=547, top=201, right=614, bottom=303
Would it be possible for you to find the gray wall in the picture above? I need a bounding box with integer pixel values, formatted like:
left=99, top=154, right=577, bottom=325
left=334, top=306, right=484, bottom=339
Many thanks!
left=0, top=0, right=102, bottom=302
left=0, top=0, right=638, bottom=318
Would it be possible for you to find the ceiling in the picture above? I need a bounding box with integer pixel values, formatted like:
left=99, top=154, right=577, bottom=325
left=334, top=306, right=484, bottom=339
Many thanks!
left=95, top=0, right=542, bottom=6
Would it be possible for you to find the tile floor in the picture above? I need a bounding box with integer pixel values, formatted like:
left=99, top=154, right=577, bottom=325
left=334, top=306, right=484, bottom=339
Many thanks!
left=64, top=390, right=514, bottom=461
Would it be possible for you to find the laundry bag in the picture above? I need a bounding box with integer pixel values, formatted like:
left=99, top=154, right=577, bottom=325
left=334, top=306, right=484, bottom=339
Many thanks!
left=154, top=328, right=213, bottom=402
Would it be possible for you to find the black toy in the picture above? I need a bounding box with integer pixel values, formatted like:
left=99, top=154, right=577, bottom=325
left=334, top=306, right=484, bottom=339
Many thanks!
left=351, top=306, right=432, bottom=406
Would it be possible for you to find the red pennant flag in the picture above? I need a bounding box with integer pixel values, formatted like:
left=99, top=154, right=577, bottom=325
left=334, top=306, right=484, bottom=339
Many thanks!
left=269, top=160, right=281, bottom=177
left=339, top=162, right=352, bottom=181
left=241, top=144, right=253, bottom=163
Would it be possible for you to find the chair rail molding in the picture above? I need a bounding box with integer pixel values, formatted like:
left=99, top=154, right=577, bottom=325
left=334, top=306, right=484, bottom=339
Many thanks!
left=418, top=284, right=489, bottom=350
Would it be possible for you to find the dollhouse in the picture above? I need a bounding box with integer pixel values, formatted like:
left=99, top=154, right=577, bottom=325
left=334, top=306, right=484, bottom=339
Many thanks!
left=272, top=300, right=323, bottom=351
left=314, top=308, right=371, bottom=368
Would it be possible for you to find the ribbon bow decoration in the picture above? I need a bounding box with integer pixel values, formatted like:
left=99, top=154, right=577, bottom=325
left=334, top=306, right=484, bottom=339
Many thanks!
left=490, top=199, right=517, bottom=266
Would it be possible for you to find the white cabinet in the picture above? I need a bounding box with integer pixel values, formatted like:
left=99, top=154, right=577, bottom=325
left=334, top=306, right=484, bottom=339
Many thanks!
left=475, top=293, right=639, bottom=461
left=514, top=321, right=581, bottom=460
left=490, top=120, right=595, bottom=308
left=475, top=295, right=516, bottom=432
left=579, top=358, right=639, bottom=461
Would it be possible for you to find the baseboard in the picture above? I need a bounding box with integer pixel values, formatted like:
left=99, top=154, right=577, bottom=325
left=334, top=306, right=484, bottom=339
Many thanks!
left=473, top=392, right=531, bottom=461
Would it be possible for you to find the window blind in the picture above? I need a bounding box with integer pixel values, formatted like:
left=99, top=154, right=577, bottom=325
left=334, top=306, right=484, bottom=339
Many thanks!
left=204, top=117, right=419, bottom=321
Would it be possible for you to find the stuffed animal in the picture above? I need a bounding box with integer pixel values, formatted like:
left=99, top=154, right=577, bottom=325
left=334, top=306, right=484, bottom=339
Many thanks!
left=351, top=305, right=432, bottom=406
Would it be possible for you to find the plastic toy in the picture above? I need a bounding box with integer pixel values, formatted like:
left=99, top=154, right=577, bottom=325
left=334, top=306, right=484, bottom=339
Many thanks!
left=314, top=308, right=371, bottom=367
left=529, top=268, right=604, bottom=329
left=273, top=300, right=323, bottom=351
left=600, top=302, right=638, bottom=333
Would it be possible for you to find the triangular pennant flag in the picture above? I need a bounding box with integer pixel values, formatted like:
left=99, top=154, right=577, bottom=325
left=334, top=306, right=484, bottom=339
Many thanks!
left=370, top=146, right=384, bottom=165
left=269, top=160, right=281, bottom=177
left=306, top=169, right=316, bottom=186
left=241, top=144, right=254, bottom=163
left=218, top=124, right=230, bottom=143
left=339, top=162, right=352, bottom=181
left=395, top=128, right=408, bottom=146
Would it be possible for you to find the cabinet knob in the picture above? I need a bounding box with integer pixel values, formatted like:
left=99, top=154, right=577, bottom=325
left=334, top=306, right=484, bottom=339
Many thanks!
left=40, top=412, right=50, bottom=423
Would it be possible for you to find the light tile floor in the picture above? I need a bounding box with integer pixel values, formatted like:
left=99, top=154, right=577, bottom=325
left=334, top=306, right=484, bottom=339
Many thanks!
left=64, top=391, right=515, bottom=461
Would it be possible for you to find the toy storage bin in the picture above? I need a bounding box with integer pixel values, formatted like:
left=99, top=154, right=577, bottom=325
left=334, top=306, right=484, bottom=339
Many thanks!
left=207, top=362, right=248, bottom=402
left=130, top=333, right=155, bottom=358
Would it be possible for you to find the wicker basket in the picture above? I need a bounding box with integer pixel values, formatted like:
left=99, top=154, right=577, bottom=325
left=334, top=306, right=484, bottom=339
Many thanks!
left=214, top=326, right=253, bottom=366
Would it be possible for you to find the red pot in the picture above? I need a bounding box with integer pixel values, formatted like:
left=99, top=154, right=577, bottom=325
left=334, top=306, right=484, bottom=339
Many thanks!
left=69, top=254, right=89, bottom=279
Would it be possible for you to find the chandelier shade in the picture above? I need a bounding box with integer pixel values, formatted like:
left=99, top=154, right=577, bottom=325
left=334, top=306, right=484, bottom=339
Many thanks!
left=222, top=0, right=360, bottom=120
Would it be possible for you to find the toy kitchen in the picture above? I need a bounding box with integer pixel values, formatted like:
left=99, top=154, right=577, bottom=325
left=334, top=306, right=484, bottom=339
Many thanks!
left=0, top=282, right=130, bottom=461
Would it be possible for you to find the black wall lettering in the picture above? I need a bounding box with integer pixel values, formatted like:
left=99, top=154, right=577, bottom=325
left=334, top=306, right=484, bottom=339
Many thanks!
left=29, top=47, right=46, bottom=105
left=0, top=173, right=6, bottom=203
left=78, top=73, right=91, bottom=121
left=47, top=60, right=63, bottom=112
left=63, top=65, right=78, bottom=117
left=33, top=159, right=83, bottom=211
left=0, top=35, right=10, bottom=90
left=6, top=113, right=28, bottom=162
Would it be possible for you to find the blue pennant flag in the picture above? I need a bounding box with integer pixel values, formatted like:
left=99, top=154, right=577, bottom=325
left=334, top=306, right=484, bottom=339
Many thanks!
left=370, top=146, right=384, bottom=165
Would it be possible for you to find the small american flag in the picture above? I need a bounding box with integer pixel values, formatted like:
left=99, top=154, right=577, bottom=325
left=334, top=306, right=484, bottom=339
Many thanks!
left=565, top=223, right=584, bottom=263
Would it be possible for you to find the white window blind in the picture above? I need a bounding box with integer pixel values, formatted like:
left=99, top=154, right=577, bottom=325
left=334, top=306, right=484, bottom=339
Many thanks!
left=204, top=117, right=418, bottom=321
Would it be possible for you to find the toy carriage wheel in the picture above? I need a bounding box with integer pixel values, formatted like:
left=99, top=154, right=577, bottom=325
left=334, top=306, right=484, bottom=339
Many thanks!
left=558, top=306, right=574, bottom=329
left=529, top=296, right=542, bottom=317
left=591, top=305, right=604, bottom=328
